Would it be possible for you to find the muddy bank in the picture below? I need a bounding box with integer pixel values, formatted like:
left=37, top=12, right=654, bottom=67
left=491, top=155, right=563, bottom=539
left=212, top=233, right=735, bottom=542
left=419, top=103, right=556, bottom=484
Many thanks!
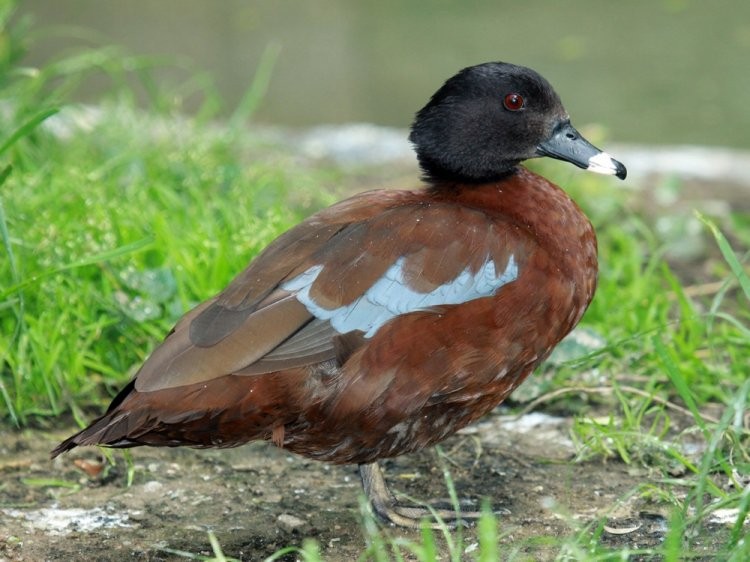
left=1, top=410, right=715, bottom=561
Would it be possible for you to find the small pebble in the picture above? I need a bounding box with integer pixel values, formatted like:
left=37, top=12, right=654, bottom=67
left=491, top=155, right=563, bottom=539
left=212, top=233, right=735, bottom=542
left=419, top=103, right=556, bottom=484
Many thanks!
left=277, top=513, right=306, bottom=532
left=142, top=481, right=163, bottom=493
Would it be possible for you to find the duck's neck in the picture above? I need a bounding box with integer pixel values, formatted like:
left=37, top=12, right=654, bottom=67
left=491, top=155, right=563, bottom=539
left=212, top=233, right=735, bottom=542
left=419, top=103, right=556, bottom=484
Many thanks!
left=428, top=167, right=598, bottom=303
left=416, top=153, right=519, bottom=186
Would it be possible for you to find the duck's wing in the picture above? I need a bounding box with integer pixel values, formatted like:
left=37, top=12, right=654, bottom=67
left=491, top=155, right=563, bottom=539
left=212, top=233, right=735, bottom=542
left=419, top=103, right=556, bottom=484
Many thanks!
left=134, top=189, right=526, bottom=392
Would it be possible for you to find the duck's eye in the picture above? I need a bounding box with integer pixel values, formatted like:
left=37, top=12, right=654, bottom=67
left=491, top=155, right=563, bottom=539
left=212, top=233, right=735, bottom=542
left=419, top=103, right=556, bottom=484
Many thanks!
left=503, top=93, right=525, bottom=111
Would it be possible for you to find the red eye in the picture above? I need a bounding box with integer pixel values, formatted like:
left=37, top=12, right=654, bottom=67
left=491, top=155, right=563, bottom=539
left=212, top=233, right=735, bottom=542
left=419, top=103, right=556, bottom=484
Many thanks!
left=503, top=93, right=525, bottom=111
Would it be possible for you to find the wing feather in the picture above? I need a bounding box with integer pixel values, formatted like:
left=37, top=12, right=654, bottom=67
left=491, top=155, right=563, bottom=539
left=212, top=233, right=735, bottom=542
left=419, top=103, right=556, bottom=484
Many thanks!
left=135, top=296, right=312, bottom=391
left=133, top=189, right=530, bottom=392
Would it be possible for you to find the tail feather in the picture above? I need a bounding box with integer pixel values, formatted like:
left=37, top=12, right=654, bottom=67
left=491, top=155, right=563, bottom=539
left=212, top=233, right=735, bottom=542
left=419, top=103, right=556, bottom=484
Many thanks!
left=51, top=375, right=275, bottom=458
left=50, top=411, right=139, bottom=458
left=51, top=380, right=142, bottom=458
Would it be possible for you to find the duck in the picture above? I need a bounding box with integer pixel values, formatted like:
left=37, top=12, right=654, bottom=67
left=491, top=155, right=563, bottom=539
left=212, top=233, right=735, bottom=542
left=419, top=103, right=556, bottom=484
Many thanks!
left=52, top=61, right=626, bottom=528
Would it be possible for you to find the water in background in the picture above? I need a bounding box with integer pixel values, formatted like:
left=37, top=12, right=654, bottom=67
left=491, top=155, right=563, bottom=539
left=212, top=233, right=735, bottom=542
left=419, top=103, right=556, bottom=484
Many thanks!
left=19, top=0, right=750, bottom=148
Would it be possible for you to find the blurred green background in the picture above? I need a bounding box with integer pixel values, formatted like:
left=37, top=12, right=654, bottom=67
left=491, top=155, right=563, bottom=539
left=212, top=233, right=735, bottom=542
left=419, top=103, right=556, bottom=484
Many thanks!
left=19, top=0, right=750, bottom=147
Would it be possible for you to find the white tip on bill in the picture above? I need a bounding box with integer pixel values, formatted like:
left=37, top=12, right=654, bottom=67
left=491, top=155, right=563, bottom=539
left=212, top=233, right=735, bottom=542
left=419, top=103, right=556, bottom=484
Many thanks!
left=587, top=152, right=619, bottom=176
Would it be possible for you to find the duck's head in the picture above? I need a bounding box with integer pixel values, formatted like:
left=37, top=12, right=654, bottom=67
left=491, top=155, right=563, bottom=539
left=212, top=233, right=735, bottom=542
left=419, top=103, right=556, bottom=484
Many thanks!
left=409, top=62, right=627, bottom=184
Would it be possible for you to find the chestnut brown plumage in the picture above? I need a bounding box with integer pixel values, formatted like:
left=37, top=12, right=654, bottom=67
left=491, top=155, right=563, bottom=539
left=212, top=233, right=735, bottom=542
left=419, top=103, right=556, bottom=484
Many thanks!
left=52, top=62, right=626, bottom=527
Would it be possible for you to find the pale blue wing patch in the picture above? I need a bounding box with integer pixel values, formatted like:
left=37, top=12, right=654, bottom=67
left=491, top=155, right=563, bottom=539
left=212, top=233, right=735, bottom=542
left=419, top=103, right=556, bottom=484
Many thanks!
left=282, top=255, right=518, bottom=338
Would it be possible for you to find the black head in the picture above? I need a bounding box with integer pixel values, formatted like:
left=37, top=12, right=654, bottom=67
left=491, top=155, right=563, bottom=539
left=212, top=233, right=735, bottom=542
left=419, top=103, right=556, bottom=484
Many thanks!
left=409, top=62, right=626, bottom=184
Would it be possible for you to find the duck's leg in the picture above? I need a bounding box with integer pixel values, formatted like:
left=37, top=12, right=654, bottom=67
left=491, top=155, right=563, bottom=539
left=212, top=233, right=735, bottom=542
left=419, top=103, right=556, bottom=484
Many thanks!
left=358, top=461, right=482, bottom=528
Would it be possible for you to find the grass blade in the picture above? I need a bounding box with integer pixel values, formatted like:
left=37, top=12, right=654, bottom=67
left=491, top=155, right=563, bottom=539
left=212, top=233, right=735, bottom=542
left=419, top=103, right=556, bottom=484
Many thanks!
left=696, top=211, right=750, bottom=301
left=477, top=500, right=499, bottom=562
left=228, top=42, right=281, bottom=132
left=0, top=164, right=26, bottom=390
left=0, top=237, right=153, bottom=300
left=653, top=336, right=708, bottom=438
left=0, top=108, right=59, bottom=156
left=0, top=165, right=19, bottom=286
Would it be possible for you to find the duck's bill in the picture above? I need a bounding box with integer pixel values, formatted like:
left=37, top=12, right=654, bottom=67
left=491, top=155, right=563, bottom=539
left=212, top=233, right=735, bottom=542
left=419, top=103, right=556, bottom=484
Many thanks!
left=536, top=121, right=627, bottom=180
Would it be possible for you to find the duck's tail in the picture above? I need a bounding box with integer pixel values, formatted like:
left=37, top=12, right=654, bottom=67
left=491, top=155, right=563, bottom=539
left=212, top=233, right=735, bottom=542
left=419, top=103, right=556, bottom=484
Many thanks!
left=51, top=380, right=141, bottom=458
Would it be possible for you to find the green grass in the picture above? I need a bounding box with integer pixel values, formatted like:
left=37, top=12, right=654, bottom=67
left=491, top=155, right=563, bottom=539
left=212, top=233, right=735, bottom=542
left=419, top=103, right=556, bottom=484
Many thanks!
left=0, top=102, right=340, bottom=424
left=1, top=5, right=749, bottom=561
left=0, top=6, right=339, bottom=425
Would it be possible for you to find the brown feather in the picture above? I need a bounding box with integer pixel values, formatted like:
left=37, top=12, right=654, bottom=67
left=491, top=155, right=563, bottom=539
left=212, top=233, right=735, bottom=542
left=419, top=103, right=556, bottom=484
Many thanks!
left=135, top=296, right=313, bottom=391
left=53, top=169, right=597, bottom=466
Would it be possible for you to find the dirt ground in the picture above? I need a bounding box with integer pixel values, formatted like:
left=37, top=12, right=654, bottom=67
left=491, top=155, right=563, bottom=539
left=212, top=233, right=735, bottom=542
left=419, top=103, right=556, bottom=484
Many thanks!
left=0, top=408, right=725, bottom=562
